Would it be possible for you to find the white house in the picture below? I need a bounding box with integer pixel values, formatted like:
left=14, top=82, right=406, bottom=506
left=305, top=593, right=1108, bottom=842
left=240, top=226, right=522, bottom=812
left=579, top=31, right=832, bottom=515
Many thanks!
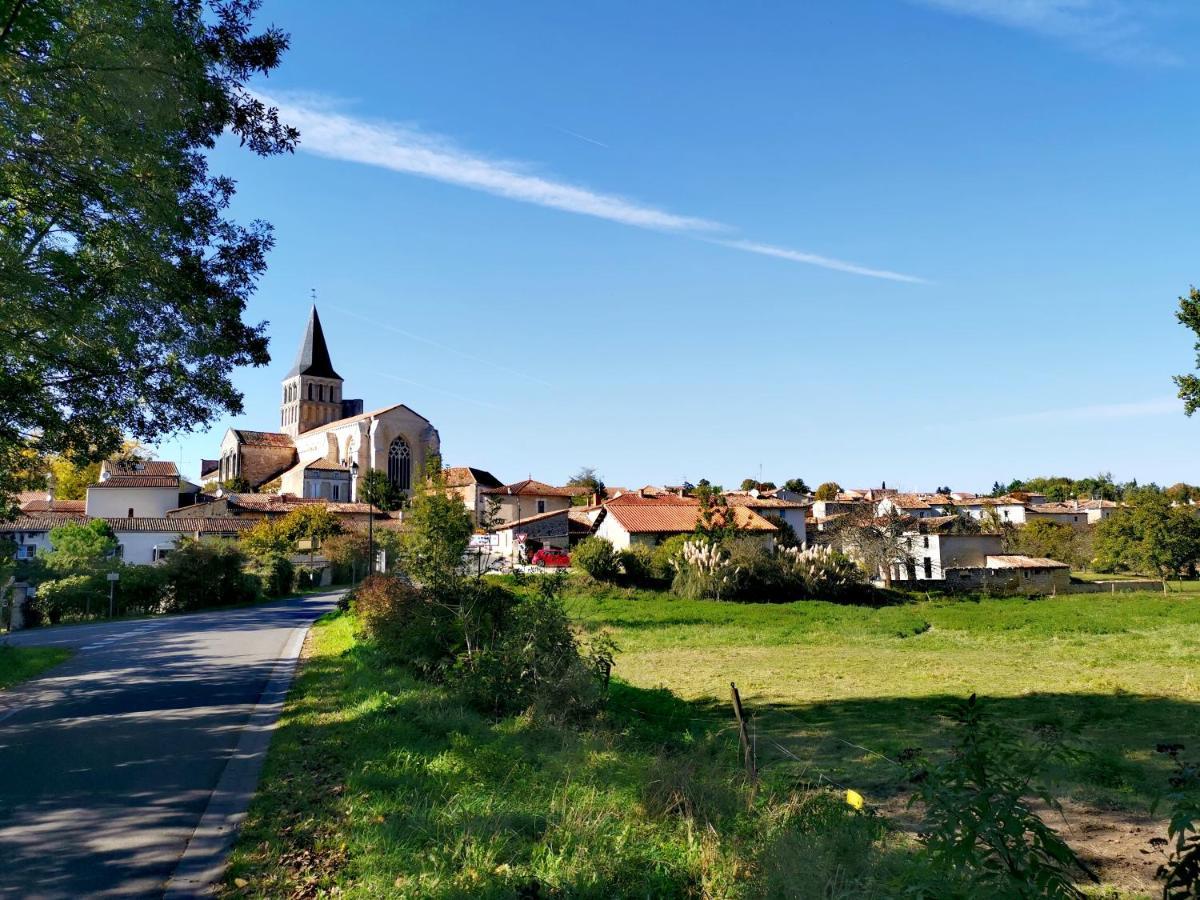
left=1, top=514, right=253, bottom=565
left=723, top=493, right=807, bottom=546
left=84, top=460, right=199, bottom=519
left=593, top=496, right=777, bottom=551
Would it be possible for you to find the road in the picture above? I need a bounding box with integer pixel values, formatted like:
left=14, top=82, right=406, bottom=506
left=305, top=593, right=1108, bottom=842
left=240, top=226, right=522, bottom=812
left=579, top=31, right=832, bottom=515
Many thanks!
left=0, top=592, right=340, bottom=899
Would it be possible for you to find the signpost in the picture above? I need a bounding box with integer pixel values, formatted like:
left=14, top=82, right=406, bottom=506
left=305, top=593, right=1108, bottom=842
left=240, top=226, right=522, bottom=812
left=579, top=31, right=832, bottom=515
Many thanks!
left=107, top=571, right=120, bottom=618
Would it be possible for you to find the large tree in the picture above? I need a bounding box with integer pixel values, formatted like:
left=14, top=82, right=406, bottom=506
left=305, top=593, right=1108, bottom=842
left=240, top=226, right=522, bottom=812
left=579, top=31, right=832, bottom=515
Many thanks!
left=0, top=0, right=297, bottom=504
left=1094, top=489, right=1200, bottom=590
left=1176, top=285, right=1200, bottom=414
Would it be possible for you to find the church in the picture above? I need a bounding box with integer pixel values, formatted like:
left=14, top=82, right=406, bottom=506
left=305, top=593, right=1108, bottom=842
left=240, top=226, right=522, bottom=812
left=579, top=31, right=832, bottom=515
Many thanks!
left=211, top=306, right=440, bottom=501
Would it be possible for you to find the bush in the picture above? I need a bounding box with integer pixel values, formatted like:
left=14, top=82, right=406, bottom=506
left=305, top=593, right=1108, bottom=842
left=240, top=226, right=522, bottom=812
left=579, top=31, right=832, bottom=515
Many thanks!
left=671, top=539, right=739, bottom=600
left=650, top=534, right=691, bottom=582
left=246, top=551, right=294, bottom=598
left=452, top=587, right=611, bottom=720
left=571, top=536, right=620, bottom=581
left=115, top=564, right=167, bottom=616
left=779, top=545, right=865, bottom=601
left=160, top=539, right=257, bottom=612
left=352, top=575, right=481, bottom=678
left=33, top=574, right=103, bottom=622
left=618, top=544, right=654, bottom=582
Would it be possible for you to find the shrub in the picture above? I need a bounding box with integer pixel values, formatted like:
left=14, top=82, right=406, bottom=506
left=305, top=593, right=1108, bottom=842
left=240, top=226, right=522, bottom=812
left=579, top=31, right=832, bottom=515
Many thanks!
left=650, top=534, right=691, bottom=582
left=352, top=574, right=483, bottom=678
left=671, top=539, right=741, bottom=600
left=246, top=551, right=294, bottom=598
left=572, top=536, right=620, bottom=581
left=779, top=544, right=864, bottom=601
left=160, top=539, right=257, bottom=611
left=33, top=574, right=102, bottom=622
left=452, top=587, right=611, bottom=720
left=618, top=544, right=653, bottom=582
left=115, top=564, right=167, bottom=616
left=903, top=695, right=1090, bottom=897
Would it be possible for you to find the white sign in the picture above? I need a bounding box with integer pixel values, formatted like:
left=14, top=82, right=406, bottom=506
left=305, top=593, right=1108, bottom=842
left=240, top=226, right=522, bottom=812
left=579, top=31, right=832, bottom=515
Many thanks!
left=106, top=572, right=120, bottom=582
left=469, top=534, right=497, bottom=548
left=515, top=533, right=528, bottom=543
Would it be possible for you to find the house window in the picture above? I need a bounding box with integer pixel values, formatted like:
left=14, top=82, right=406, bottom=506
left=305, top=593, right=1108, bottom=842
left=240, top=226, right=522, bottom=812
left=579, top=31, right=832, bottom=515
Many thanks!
left=923, top=557, right=932, bottom=578
left=127, top=507, right=134, bottom=518
left=332, top=484, right=340, bottom=500
left=923, top=536, right=929, bottom=548
left=319, top=384, right=325, bottom=401
left=537, top=499, right=546, bottom=514
left=388, top=436, right=412, bottom=490
left=1003, top=510, right=1009, bottom=519
left=308, top=383, right=313, bottom=400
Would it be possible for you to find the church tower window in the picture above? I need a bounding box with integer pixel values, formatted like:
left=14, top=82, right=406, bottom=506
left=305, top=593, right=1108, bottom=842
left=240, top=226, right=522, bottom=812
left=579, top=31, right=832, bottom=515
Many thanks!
left=388, top=436, right=411, bottom=491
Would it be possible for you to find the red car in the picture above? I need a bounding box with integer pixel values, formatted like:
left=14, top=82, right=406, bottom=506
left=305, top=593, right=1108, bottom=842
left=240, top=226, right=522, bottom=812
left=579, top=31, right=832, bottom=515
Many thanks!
left=531, top=547, right=571, bottom=568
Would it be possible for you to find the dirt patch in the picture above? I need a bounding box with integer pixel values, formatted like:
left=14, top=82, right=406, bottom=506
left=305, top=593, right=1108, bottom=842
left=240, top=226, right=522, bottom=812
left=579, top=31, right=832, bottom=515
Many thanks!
left=877, top=794, right=1167, bottom=895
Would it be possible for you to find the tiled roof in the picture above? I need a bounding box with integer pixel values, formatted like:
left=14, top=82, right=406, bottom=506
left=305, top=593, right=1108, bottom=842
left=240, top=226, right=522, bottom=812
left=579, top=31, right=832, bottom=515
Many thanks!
left=1029, top=503, right=1085, bottom=514
left=605, top=492, right=695, bottom=506
left=723, top=494, right=807, bottom=510
left=103, top=517, right=254, bottom=533
left=604, top=502, right=776, bottom=535
left=986, top=555, right=1070, bottom=569
left=481, top=479, right=577, bottom=498
left=443, top=467, right=503, bottom=488
left=103, top=460, right=179, bottom=478
left=90, top=476, right=180, bottom=489
left=1, top=514, right=253, bottom=534
left=1, top=514, right=89, bottom=531
left=490, top=508, right=570, bottom=530
left=19, top=499, right=86, bottom=513
left=301, top=403, right=431, bottom=436
left=304, top=458, right=349, bottom=471
left=232, top=430, right=295, bottom=448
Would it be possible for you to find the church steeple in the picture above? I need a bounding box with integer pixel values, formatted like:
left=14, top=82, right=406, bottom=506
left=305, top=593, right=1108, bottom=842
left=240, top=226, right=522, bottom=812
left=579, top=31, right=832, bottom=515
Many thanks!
left=280, top=304, right=345, bottom=437
left=287, top=305, right=341, bottom=380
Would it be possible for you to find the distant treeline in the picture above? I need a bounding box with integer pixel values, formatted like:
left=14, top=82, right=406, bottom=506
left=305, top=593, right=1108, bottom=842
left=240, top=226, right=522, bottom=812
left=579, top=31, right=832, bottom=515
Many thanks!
left=991, top=474, right=1200, bottom=503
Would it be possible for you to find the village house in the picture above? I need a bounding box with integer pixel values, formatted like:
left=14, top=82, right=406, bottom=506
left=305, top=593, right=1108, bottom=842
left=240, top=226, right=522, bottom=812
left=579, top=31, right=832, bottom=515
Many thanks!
left=885, top=529, right=1070, bottom=594
left=723, top=492, right=808, bottom=546
left=442, top=467, right=504, bottom=525
left=480, top=479, right=579, bottom=526
left=84, top=460, right=201, bottom=519
left=592, top=493, right=777, bottom=551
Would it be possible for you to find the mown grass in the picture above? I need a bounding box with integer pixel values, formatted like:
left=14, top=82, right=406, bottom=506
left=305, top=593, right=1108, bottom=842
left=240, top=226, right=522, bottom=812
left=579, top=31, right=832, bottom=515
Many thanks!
left=226, top=612, right=922, bottom=898
left=557, top=580, right=1200, bottom=813
left=0, top=644, right=69, bottom=690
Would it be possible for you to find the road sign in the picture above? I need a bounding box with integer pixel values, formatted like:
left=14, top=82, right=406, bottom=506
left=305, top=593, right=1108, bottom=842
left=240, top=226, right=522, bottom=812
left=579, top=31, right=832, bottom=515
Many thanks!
left=515, top=533, right=528, bottom=543
left=469, top=534, right=497, bottom=548
left=106, top=572, right=120, bottom=582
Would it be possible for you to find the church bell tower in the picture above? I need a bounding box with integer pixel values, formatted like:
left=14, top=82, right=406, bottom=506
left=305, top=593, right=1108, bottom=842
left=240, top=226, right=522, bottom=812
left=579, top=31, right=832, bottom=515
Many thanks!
left=281, top=305, right=345, bottom=437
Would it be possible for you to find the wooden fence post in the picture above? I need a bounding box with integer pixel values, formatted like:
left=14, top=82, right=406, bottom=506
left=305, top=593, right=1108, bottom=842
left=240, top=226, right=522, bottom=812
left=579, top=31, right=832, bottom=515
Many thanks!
left=730, top=682, right=756, bottom=781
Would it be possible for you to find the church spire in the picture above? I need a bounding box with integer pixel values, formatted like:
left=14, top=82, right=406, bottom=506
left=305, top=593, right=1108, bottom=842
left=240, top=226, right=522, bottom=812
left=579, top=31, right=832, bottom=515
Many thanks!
left=287, top=305, right=341, bottom=380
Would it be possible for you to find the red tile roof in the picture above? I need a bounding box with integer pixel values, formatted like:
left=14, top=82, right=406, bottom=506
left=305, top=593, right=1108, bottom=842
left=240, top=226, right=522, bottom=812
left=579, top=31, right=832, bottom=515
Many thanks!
left=443, top=467, right=503, bottom=489
left=19, top=499, right=86, bottom=513
left=0, top=514, right=89, bottom=530
left=482, top=479, right=578, bottom=498
left=604, top=502, right=776, bottom=535
left=304, top=458, right=349, bottom=471
left=90, top=476, right=180, bottom=489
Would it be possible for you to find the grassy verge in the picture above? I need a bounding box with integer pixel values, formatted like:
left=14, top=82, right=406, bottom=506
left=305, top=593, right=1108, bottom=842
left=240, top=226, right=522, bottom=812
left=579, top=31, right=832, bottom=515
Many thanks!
left=554, top=579, right=1200, bottom=814
left=226, top=612, right=919, bottom=898
left=0, top=644, right=70, bottom=690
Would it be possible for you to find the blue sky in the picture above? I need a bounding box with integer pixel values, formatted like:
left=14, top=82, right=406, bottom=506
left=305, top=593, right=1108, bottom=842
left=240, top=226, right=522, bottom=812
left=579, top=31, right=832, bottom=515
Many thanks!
left=162, top=0, right=1200, bottom=492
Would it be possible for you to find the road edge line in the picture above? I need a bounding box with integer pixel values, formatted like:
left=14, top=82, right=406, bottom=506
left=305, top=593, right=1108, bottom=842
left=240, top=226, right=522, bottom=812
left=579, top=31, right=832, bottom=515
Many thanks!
left=162, top=622, right=311, bottom=898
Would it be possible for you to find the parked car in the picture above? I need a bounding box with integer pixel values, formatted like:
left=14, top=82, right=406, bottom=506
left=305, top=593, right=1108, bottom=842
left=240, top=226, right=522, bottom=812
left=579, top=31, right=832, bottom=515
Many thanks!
left=531, top=547, right=571, bottom=568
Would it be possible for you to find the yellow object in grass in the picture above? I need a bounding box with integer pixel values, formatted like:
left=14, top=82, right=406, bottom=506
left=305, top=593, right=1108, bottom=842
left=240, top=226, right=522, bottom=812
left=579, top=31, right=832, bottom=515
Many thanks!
left=845, top=789, right=864, bottom=810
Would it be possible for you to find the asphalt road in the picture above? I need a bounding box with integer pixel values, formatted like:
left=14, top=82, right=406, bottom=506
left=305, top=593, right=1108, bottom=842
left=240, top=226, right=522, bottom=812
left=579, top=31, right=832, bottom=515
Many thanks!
left=0, top=593, right=341, bottom=899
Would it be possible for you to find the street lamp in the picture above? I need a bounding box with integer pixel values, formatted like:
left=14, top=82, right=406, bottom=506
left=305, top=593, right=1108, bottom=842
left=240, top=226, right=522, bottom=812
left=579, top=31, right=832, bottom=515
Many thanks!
left=350, top=462, right=374, bottom=577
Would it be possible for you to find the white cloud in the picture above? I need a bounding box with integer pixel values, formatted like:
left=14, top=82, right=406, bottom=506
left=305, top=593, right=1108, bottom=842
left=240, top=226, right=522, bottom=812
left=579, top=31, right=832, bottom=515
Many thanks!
left=912, top=0, right=1180, bottom=65
left=995, top=397, right=1181, bottom=423
left=260, top=92, right=925, bottom=283
left=712, top=239, right=929, bottom=284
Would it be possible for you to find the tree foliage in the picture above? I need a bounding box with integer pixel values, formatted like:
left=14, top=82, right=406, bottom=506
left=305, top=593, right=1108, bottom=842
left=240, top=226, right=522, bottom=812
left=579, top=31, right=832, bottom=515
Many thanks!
left=0, top=0, right=297, bottom=505
left=401, top=473, right=473, bottom=593
left=1093, top=490, right=1200, bottom=589
left=1175, top=285, right=1200, bottom=416
left=357, top=467, right=402, bottom=511
left=44, top=518, right=118, bottom=573
left=1011, top=520, right=1083, bottom=568
left=781, top=477, right=810, bottom=495
left=566, top=467, right=605, bottom=503
left=814, top=482, right=842, bottom=501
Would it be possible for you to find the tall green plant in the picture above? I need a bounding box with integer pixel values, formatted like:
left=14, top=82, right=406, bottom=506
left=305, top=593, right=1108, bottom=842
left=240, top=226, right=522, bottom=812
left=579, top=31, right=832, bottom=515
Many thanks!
left=903, top=695, right=1092, bottom=898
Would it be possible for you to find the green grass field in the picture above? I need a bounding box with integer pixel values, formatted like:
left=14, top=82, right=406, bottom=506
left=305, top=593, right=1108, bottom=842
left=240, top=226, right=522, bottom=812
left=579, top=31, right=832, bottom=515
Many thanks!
left=227, top=612, right=922, bottom=898
left=0, top=644, right=69, bottom=690
left=563, top=582, right=1200, bottom=814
